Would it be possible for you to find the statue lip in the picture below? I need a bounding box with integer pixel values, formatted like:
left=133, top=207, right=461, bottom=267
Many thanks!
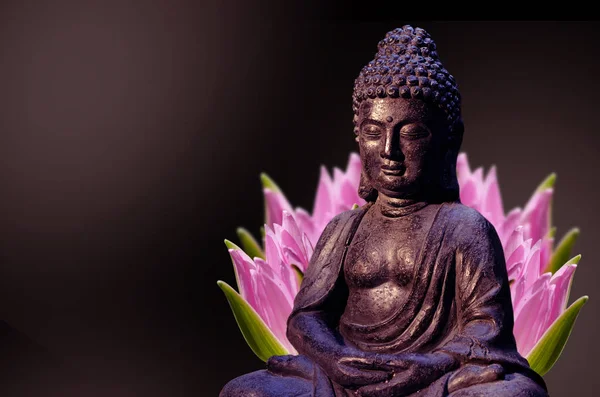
left=381, top=163, right=405, bottom=176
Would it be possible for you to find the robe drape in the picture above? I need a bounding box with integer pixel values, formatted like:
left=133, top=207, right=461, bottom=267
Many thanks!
left=287, top=201, right=546, bottom=396
left=221, top=202, right=548, bottom=397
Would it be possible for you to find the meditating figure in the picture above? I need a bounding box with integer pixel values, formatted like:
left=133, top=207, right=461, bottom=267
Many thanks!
left=220, top=25, right=549, bottom=397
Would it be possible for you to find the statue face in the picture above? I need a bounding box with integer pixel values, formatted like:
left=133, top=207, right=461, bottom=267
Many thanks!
left=357, top=98, right=449, bottom=199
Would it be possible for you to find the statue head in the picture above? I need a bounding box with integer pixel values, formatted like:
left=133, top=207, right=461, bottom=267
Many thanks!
left=352, top=25, right=464, bottom=203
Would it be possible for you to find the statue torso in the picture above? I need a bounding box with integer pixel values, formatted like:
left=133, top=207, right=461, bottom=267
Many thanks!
left=340, top=202, right=441, bottom=346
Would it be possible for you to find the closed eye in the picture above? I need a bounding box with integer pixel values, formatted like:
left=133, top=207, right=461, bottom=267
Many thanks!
left=400, top=124, right=430, bottom=139
left=361, top=124, right=382, bottom=138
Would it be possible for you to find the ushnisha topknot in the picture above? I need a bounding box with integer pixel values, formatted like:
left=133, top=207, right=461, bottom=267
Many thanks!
left=352, top=25, right=462, bottom=134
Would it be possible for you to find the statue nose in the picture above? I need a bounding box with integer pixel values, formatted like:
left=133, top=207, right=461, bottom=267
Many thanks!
left=381, top=130, right=403, bottom=159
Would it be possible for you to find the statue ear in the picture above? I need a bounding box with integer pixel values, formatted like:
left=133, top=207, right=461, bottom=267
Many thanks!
left=440, top=121, right=463, bottom=201
left=358, top=168, right=378, bottom=202
left=450, top=120, right=464, bottom=151
left=435, top=120, right=463, bottom=202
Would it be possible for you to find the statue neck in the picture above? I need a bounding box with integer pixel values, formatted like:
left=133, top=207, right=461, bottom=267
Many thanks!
left=375, top=193, right=428, bottom=218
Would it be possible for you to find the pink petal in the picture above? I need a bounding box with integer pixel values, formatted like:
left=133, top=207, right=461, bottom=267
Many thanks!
left=510, top=239, right=534, bottom=304
left=498, top=208, right=523, bottom=246
left=510, top=276, right=524, bottom=309
left=332, top=167, right=345, bottom=187
left=346, top=152, right=362, bottom=188
left=532, top=284, right=556, bottom=346
left=521, top=189, right=553, bottom=243
left=281, top=213, right=310, bottom=269
left=302, top=233, right=314, bottom=270
left=272, top=223, right=283, bottom=238
left=282, top=212, right=302, bottom=248
left=460, top=178, right=479, bottom=208
left=330, top=167, right=346, bottom=208
left=279, top=231, right=303, bottom=262
left=338, top=177, right=362, bottom=210
left=253, top=265, right=294, bottom=349
left=282, top=247, right=306, bottom=272
left=547, top=264, right=578, bottom=325
left=264, top=228, right=284, bottom=274
left=264, top=189, right=294, bottom=228
left=505, top=226, right=525, bottom=261
left=295, top=208, right=320, bottom=247
left=312, top=166, right=334, bottom=228
left=514, top=273, right=551, bottom=314
left=481, top=166, right=505, bottom=228
left=456, top=152, right=471, bottom=187
left=513, top=277, right=552, bottom=356
left=254, top=258, right=296, bottom=306
left=540, top=236, right=554, bottom=274
left=522, top=238, right=533, bottom=253
left=281, top=233, right=307, bottom=269
left=522, top=287, right=552, bottom=356
left=471, top=167, right=484, bottom=187
left=506, top=247, right=525, bottom=274
left=228, top=249, right=258, bottom=309
left=507, top=261, right=524, bottom=283
left=522, top=240, right=542, bottom=291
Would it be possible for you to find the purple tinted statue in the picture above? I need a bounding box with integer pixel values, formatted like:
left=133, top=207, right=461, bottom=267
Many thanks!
left=220, top=26, right=549, bottom=396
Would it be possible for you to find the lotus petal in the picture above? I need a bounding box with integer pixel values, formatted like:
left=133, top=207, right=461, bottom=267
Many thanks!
left=526, top=296, right=588, bottom=376
left=217, top=280, right=291, bottom=362
left=547, top=228, right=580, bottom=274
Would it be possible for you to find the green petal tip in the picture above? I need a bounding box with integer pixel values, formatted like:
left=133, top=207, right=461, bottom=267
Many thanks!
left=236, top=228, right=265, bottom=259
left=526, top=295, right=588, bottom=376
left=260, top=173, right=282, bottom=193
left=547, top=228, right=580, bottom=273
left=536, top=172, right=557, bottom=193
left=565, top=254, right=582, bottom=266
left=217, top=280, right=289, bottom=362
left=224, top=239, right=241, bottom=251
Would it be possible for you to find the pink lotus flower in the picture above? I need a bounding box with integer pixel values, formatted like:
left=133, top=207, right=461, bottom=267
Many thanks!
left=264, top=153, right=365, bottom=247
left=220, top=151, right=586, bottom=375
left=457, top=153, right=553, bottom=249
left=222, top=154, right=364, bottom=359
left=457, top=153, right=581, bottom=357
left=265, top=212, right=314, bottom=273
left=504, top=227, right=577, bottom=356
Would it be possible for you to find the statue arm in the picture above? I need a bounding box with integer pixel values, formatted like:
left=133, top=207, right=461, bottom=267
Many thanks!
left=436, top=210, right=541, bottom=393
left=286, top=282, right=349, bottom=369
left=437, top=212, right=525, bottom=367
left=286, top=212, right=349, bottom=363
left=286, top=211, right=392, bottom=388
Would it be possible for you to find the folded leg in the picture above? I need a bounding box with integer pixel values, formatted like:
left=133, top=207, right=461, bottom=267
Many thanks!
left=220, top=355, right=336, bottom=397
left=448, top=372, right=548, bottom=397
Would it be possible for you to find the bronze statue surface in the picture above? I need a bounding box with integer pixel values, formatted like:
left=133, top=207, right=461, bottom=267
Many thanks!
left=220, top=25, right=549, bottom=397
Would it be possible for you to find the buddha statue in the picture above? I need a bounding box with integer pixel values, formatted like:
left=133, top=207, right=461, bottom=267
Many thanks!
left=220, top=25, right=549, bottom=397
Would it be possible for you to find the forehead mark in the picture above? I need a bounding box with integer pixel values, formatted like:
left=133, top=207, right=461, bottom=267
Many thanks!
left=386, top=116, right=393, bottom=123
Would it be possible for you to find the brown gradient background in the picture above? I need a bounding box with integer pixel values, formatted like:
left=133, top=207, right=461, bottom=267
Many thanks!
left=0, top=3, right=597, bottom=396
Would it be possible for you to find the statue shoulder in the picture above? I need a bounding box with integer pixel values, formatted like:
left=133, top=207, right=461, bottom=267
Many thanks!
left=445, top=203, right=500, bottom=245
left=446, top=203, right=491, bottom=226
left=316, top=205, right=370, bottom=245
left=291, top=204, right=369, bottom=315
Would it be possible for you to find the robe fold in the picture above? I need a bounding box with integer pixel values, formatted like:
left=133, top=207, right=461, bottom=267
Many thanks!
left=221, top=202, right=548, bottom=397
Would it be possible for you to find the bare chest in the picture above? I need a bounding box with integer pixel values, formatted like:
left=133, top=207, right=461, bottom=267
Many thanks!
left=344, top=209, right=434, bottom=288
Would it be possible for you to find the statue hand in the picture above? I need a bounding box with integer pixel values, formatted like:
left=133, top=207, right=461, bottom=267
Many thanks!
left=355, top=352, right=458, bottom=397
left=322, top=347, right=393, bottom=389
left=266, top=355, right=314, bottom=379
left=447, top=363, right=505, bottom=393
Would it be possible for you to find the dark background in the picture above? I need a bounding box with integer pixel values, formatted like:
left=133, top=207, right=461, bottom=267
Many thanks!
left=0, top=2, right=598, bottom=396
